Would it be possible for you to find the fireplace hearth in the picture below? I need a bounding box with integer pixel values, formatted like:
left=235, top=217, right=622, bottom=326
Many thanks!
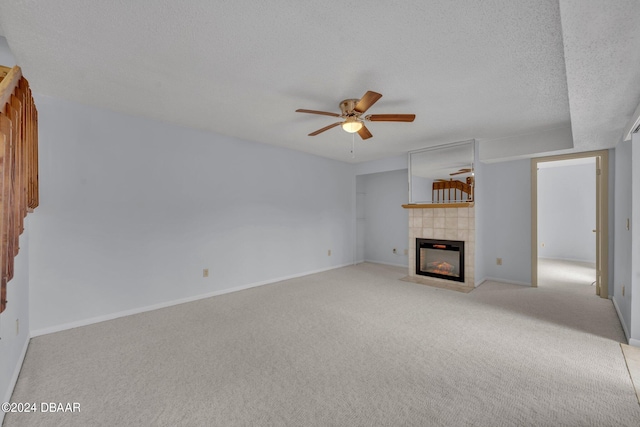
left=416, top=238, right=465, bottom=283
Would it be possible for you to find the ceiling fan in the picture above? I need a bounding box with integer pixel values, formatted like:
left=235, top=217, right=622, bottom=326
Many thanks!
left=449, top=168, right=473, bottom=176
left=296, top=91, right=415, bottom=140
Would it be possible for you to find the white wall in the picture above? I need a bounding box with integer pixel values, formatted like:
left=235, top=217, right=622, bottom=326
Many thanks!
left=538, top=162, right=596, bottom=263
left=613, top=140, right=632, bottom=339
left=355, top=175, right=365, bottom=263
left=355, top=154, right=406, bottom=176
left=410, top=175, right=432, bottom=203
left=473, top=141, right=486, bottom=285
left=359, top=170, right=409, bottom=267
left=28, top=95, right=355, bottom=334
left=0, top=36, right=14, bottom=65
left=0, top=36, right=31, bottom=424
left=631, top=133, right=640, bottom=345
left=608, top=149, right=616, bottom=297
left=480, top=159, right=531, bottom=285
left=479, top=126, right=574, bottom=162
left=0, top=224, right=30, bottom=420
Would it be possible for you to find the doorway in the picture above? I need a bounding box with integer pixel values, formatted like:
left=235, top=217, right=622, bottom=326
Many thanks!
left=531, top=150, right=609, bottom=298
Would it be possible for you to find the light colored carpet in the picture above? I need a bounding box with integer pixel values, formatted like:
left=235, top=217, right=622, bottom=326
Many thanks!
left=538, top=257, right=597, bottom=289
left=400, top=274, right=474, bottom=293
left=4, top=262, right=639, bottom=426
left=621, top=344, right=640, bottom=404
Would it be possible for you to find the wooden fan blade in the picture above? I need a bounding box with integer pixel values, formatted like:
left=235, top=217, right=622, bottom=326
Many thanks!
left=308, top=122, right=342, bottom=136
left=296, top=109, right=341, bottom=117
left=365, top=114, right=415, bottom=122
left=354, top=91, right=382, bottom=113
left=450, top=168, right=472, bottom=176
left=357, top=124, right=372, bottom=140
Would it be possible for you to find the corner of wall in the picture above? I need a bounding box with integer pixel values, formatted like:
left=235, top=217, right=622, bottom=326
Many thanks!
left=630, top=133, right=640, bottom=342
left=612, top=295, right=631, bottom=343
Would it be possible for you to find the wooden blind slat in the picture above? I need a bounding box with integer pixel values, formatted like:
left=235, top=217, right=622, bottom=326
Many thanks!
left=0, top=66, right=38, bottom=312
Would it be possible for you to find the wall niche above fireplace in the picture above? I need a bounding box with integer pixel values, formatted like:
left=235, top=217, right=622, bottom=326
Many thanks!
left=408, top=140, right=475, bottom=205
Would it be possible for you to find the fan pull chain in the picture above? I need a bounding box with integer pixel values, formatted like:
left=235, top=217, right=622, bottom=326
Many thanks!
left=351, top=133, right=355, bottom=159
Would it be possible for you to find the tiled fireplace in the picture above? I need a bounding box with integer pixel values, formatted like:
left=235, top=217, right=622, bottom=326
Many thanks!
left=407, top=205, right=475, bottom=288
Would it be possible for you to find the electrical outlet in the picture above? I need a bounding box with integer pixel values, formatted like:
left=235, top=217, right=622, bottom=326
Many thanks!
left=393, top=248, right=397, bottom=254
left=627, top=218, right=630, bottom=230
left=622, top=285, right=625, bottom=296
left=16, top=319, right=19, bottom=335
left=404, top=249, right=408, bottom=256
left=328, top=249, right=331, bottom=256
left=496, top=258, right=502, bottom=266
left=203, top=269, right=209, bottom=278
left=541, top=242, right=545, bottom=247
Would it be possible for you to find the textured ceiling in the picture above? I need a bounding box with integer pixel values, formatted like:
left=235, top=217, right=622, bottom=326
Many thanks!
left=0, top=0, right=638, bottom=163
left=559, top=0, right=640, bottom=152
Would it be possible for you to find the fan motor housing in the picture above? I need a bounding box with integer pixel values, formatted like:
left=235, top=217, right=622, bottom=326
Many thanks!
left=339, top=99, right=360, bottom=117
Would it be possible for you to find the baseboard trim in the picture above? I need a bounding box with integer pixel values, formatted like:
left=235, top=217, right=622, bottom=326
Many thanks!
left=612, top=296, right=630, bottom=343
left=363, top=259, right=408, bottom=268
left=483, top=276, right=532, bottom=287
left=31, top=263, right=352, bottom=337
left=629, top=339, right=640, bottom=347
left=475, top=276, right=488, bottom=287
left=1, top=334, right=30, bottom=426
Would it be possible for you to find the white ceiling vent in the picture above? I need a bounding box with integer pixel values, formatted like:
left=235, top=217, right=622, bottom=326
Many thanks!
left=623, top=100, right=640, bottom=141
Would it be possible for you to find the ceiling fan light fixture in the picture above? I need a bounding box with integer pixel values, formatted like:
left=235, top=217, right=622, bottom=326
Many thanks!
left=296, top=90, right=415, bottom=140
left=342, top=118, right=363, bottom=133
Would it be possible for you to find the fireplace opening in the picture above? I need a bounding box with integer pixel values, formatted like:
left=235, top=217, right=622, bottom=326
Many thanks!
left=416, top=238, right=465, bottom=283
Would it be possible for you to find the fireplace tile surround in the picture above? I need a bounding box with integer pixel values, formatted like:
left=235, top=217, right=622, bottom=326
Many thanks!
left=407, top=205, right=475, bottom=288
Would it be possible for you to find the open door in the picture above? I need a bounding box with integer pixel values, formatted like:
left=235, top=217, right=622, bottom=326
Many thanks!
left=531, top=150, right=608, bottom=298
